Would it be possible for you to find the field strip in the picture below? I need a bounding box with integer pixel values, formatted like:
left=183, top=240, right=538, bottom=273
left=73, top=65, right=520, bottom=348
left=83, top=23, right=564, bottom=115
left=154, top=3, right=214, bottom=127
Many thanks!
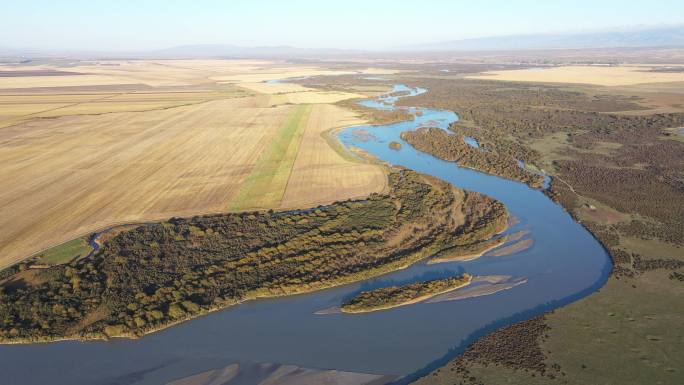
left=228, top=104, right=313, bottom=210
left=4, top=92, right=125, bottom=121
left=278, top=104, right=388, bottom=209
left=0, top=92, right=239, bottom=130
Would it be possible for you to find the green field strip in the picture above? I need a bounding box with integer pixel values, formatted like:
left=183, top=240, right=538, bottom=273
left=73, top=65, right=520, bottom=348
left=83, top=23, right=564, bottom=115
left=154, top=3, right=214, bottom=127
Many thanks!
left=36, top=236, right=92, bottom=265
left=228, top=104, right=312, bottom=210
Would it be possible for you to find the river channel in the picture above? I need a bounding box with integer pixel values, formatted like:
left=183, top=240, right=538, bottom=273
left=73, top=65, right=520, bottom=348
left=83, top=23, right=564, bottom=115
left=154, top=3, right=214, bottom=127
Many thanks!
left=0, top=84, right=611, bottom=385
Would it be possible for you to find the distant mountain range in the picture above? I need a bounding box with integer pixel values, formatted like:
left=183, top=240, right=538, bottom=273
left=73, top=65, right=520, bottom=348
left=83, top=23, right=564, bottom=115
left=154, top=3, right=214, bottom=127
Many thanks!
left=0, top=44, right=364, bottom=59
left=0, top=44, right=362, bottom=60
left=408, top=25, right=684, bottom=51
left=151, top=26, right=684, bottom=57
left=2, top=25, right=683, bottom=60
left=148, top=44, right=363, bottom=58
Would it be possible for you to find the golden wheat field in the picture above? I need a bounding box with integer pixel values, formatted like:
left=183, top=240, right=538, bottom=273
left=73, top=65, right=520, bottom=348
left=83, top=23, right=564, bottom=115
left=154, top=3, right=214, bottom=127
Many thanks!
left=467, top=65, right=684, bottom=86
left=0, top=60, right=393, bottom=268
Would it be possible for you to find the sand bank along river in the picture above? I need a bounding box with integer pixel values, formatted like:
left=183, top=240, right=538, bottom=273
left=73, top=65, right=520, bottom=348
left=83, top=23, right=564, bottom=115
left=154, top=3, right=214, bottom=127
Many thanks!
left=0, top=84, right=611, bottom=385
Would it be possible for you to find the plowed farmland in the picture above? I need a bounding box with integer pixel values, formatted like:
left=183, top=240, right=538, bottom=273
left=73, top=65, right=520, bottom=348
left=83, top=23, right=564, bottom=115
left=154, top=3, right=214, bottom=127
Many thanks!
left=0, top=60, right=392, bottom=268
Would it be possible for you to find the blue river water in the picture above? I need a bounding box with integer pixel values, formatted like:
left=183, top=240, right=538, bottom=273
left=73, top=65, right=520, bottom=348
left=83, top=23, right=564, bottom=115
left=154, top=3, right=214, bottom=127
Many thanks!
left=0, top=85, right=612, bottom=385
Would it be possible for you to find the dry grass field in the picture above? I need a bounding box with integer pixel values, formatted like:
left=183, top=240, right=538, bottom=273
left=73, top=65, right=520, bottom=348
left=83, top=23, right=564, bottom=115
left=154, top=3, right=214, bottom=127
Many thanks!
left=467, top=65, right=684, bottom=86
left=0, top=91, right=245, bottom=129
left=0, top=60, right=393, bottom=269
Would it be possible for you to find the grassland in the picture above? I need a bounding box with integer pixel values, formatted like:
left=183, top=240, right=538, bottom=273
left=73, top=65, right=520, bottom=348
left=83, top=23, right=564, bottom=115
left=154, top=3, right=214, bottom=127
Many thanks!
left=0, top=60, right=392, bottom=269
left=416, top=271, right=684, bottom=385
left=341, top=274, right=473, bottom=313
left=34, top=237, right=92, bottom=266
left=538, top=271, right=684, bottom=384
left=0, top=169, right=508, bottom=343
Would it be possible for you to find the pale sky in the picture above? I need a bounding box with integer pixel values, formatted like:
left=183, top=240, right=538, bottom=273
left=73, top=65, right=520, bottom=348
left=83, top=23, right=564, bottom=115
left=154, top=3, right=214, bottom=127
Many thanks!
left=2, top=0, right=683, bottom=51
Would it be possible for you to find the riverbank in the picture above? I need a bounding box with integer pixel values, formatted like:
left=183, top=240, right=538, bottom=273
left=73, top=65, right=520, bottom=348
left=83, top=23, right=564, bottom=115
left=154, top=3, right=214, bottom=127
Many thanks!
left=0, top=169, right=507, bottom=344
left=394, top=74, right=682, bottom=385
left=428, top=237, right=507, bottom=264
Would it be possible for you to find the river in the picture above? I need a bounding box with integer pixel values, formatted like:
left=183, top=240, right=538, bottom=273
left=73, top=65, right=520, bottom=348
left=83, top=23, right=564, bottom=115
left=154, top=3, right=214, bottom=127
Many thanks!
left=0, top=84, right=611, bottom=385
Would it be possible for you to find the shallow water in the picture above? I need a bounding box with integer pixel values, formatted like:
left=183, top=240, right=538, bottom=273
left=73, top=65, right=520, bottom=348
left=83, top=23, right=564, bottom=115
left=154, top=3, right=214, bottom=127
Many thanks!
left=266, top=76, right=311, bottom=84
left=0, top=85, right=612, bottom=385
left=463, top=135, right=480, bottom=148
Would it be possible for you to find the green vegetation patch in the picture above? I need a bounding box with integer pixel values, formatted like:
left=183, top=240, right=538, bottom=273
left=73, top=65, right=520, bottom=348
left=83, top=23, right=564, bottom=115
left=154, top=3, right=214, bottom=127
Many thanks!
left=342, top=274, right=472, bottom=313
left=0, top=169, right=507, bottom=343
left=36, top=237, right=92, bottom=265
left=228, top=104, right=312, bottom=210
left=402, top=127, right=545, bottom=188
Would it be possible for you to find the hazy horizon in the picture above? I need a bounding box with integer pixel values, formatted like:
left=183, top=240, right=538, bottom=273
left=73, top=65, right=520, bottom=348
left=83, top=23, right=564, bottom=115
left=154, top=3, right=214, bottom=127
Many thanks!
left=3, top=0, right=684, bottom=52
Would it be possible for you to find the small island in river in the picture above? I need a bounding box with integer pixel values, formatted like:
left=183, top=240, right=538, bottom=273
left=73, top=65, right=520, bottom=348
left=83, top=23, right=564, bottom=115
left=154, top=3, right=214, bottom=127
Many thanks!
left=341, top=274, right=473, bottom=313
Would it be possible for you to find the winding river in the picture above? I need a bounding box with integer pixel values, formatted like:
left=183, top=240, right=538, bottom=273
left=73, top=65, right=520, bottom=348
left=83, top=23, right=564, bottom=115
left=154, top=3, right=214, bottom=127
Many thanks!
left=0, top=84, right=611, bottom=385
